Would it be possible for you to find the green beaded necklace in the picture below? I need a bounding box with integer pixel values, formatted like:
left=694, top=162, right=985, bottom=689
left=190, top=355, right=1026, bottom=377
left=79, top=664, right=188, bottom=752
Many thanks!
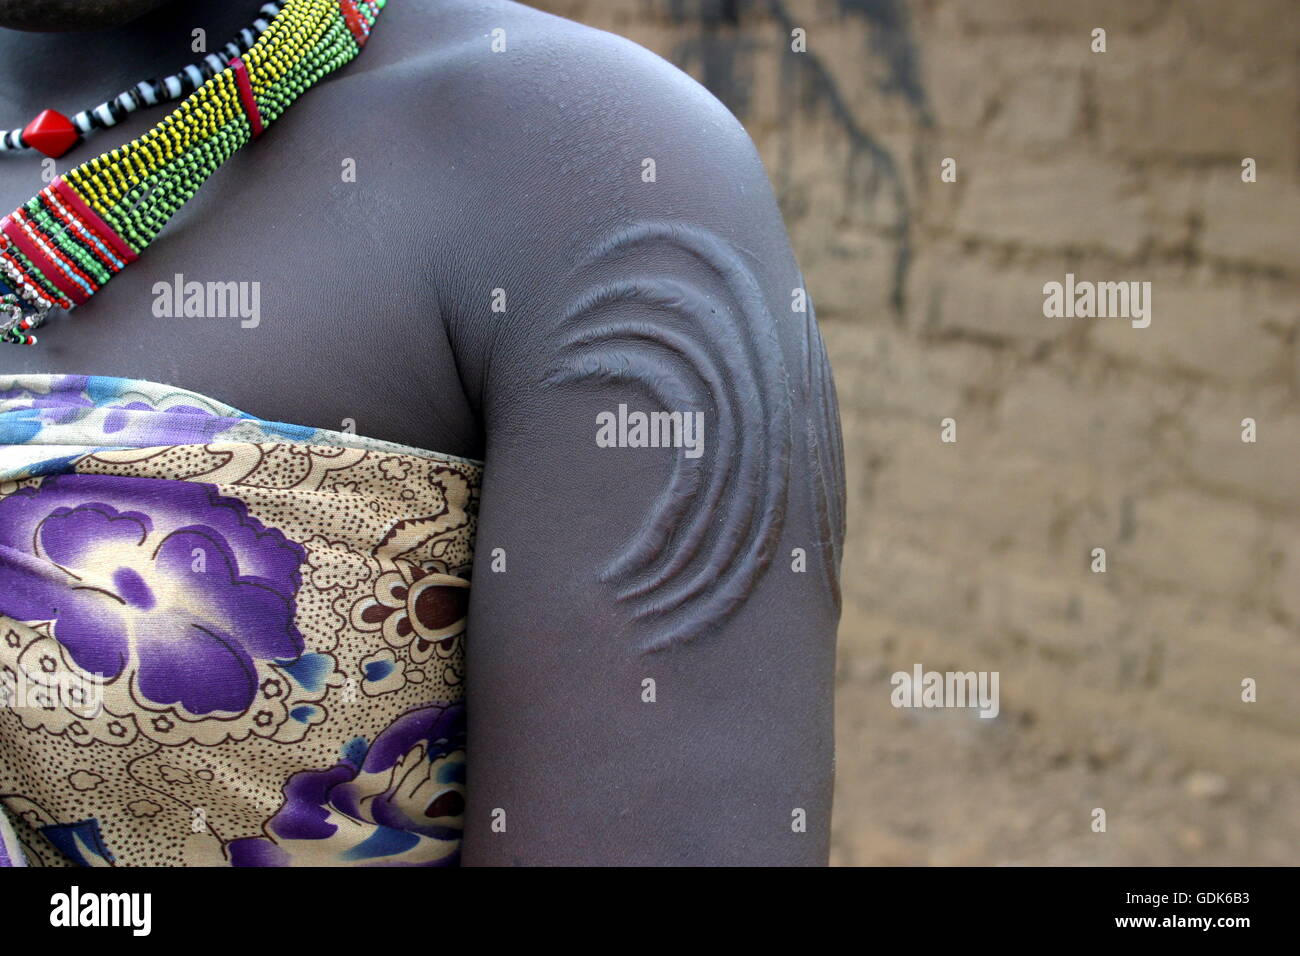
left=0, top=0, right=386, bottom=345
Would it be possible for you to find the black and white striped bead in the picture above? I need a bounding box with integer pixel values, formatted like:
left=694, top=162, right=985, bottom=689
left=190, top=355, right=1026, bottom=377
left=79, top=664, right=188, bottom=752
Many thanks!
left=91, top=102, right=118, bottom=129
left=136, top=80, right=160, bottom=107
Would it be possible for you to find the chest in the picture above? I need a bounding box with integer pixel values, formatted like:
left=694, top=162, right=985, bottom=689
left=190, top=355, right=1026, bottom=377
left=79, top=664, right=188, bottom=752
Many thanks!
left=0, top=118, right=479, bottom=459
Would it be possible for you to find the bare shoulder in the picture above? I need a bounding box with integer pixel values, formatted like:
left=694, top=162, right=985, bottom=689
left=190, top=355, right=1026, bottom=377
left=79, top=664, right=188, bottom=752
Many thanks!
left=384, top=3, right=844, bottom=649
left=430, top=2, right=843, bottom=865
left=376, top=3, right=799, bottom=364
left=385, top=0, right=755, bottom=138
left=372, top=0, right=776, bottom=220
left=345, top=1, right=792, bottom=340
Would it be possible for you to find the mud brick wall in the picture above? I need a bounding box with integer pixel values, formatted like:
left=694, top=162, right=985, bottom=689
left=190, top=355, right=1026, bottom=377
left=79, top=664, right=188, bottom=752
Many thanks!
left=531, top=0, right=1300, bottom=864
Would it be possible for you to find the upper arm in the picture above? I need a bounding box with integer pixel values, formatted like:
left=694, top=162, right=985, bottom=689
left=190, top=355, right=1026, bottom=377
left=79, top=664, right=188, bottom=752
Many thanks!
left=441, top=12, right=845, bottom=865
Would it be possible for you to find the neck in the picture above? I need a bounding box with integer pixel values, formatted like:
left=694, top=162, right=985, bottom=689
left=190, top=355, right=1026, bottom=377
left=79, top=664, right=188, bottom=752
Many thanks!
left=0, top=0, right=266, bottom=119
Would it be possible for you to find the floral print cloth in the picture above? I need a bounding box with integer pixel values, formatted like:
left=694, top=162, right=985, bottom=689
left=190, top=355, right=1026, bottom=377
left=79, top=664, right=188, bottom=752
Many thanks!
left=0, top=375, right=480, bottom=866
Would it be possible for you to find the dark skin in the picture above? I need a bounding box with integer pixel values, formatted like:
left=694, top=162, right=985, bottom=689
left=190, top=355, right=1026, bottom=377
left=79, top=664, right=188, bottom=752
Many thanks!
left=0, top=0, right=844, bottom=864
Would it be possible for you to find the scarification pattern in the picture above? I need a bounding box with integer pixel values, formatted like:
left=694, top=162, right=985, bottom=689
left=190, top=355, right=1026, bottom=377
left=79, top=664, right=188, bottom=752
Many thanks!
left=800, top=288, right=846, bottom=609
left=547, top=222, right=793, bottom=651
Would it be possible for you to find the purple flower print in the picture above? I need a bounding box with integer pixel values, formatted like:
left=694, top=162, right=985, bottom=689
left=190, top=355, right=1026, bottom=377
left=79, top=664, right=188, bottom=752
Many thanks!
left=1, top=374, right=242, bottom=447
left=228, top=702, right=466, bottom=867
left=99, top=401, right=232, bottom=447
left=0, top=374, right=91, bottom=408
left=0, top=474, right=305, bottom=715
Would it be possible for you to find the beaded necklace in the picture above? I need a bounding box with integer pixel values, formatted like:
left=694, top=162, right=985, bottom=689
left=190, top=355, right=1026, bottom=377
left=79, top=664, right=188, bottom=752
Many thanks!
left=1, top=3, right=284, bottom=159
left=0, top=0, right=386, bottom=345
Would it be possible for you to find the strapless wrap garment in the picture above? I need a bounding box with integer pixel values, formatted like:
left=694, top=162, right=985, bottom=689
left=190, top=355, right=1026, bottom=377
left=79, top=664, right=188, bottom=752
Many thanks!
left=0, top=375, right=480, bottom=866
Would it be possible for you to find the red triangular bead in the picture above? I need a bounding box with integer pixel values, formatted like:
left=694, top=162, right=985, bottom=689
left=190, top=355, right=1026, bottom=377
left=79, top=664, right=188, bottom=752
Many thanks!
left=22, top=109, right=80, bottom=159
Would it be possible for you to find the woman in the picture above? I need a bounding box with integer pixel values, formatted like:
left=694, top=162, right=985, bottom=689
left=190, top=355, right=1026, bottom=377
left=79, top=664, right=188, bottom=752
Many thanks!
left=0, top=0, right=843, bottom=866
